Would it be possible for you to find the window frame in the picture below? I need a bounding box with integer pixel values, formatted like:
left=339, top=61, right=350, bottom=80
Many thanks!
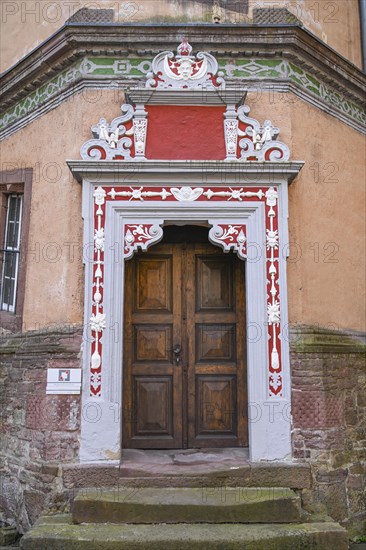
left=0, top=168, right=33, bottom=332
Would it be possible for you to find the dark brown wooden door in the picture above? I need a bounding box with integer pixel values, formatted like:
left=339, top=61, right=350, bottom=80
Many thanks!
left=123, top=237, right=247, bottom=449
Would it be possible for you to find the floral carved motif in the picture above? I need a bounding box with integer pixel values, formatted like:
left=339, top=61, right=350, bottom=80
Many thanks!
left=209, top=224, right=247, bottom=260
left=124, top=223, right=164, bottom=259
left=89, top=186, right=107, bottom=397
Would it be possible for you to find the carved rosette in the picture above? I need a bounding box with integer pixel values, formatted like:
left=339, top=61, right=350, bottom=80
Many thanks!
left=124, top=223, right=164, bottom=259
left=209, top=224, right=247, bottom=260
left=88, top=185, right=284, bottom=398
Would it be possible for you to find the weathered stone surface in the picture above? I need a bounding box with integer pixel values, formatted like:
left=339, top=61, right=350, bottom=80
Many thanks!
left=291, top=326, right=366, bottom=534
left=1, top=323, right=365, bottom=538
left=20, top=516, right=349, bottom=550
left=0, top=526, right=18, bottom=545
left=62, top=462, right=312, bottom=489
left=72, top=487, right=301, bottom=524
left=0, top=327, right=81, bottom=533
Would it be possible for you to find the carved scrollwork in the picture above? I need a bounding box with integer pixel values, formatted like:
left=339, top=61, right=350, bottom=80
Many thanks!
left=208, top=223, right=247, bottom=260
left=237, top=105, right=290, bottom=161
left=81, top=104, right=135, bottom=160
left=124, top=223, right=164, bottom=259
left=145, top=39, right=226, bottom=90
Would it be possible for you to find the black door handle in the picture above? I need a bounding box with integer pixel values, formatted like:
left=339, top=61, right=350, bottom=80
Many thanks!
left=173, top=344, right=182, bottom=365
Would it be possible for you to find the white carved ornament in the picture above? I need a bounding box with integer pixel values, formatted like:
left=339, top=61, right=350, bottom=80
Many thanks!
left=124, top=223, right=164, bottom=259
left=79, top=42, right=291, bottom=164
left=81, top=104, right=148, bottom=161
left=146, top=38, right=226, bottom=90
left=235, top=106, right=290, bottom=162
left=209, top=224, right=247, bottom=260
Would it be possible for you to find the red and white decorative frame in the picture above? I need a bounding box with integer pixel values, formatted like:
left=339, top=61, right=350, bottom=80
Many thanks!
left=88, top=184, right=282, bottom=399
left=69, top=162, right=305, bottom=463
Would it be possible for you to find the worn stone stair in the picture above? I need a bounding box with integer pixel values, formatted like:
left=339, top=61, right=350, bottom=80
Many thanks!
left=72, top=487, right=301, bottom=524
left=20, top=486, right=349, bottom=549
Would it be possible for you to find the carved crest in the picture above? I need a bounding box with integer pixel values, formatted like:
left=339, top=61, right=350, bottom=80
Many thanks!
left=145, top=39, right=226, bottom=90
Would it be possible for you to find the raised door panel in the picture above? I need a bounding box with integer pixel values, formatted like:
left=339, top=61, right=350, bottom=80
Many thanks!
left=196, top=324, right=236, bottom=363
left=135, top=257, right=172, bottom=312
left=134, top=325, right=172, bottom=363
left=196, top=256, right=233, bottom=311
left=133, top=377, right=173, bottom=437
left=196, top=375, right=237, bottom=435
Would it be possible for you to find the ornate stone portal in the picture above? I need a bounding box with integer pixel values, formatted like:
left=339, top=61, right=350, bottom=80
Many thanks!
left=68, top=40, right=303, bottom=462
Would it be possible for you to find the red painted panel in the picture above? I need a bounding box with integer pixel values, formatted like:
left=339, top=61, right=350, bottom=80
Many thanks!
left=145, top=106, right=226, bottom=160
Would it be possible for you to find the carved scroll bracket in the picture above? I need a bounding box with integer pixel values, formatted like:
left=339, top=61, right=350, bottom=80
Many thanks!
left=123, top=221, right=164, bottom=259
left=208, top=222, right=247, bottom=260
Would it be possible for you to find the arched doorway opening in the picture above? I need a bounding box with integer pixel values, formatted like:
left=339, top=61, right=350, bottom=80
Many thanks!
left=122, top=225, right=247, bottom=449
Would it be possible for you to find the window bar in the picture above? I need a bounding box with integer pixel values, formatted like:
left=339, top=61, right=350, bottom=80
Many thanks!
left=0, top=194, right=23, bottom=313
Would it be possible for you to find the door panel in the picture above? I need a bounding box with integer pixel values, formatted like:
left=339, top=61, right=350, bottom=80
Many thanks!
left=195, top=324, right=236, bottom=362
left=123, top=246, right=183, bottom=449
left=136, top=257, right=172, bottom=312
left=186, top=244, right=247, bottom=448
left=123, top=237, right=247, bottom=449
left=196, top=375, right=237, bottom=435
left=197, top=256, right=234, bottom=310
left=133, top=376, right=173, bottom=436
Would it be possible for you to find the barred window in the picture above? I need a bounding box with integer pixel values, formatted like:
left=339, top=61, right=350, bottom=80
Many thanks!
left=1, top=194, right=23, bottom=312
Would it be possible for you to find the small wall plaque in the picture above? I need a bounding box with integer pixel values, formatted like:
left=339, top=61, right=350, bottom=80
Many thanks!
left=46, top=368, right=82, bottom=395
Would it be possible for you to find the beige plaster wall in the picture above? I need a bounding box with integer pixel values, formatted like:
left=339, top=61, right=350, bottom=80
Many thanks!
left=0, top=89, right=122, bottom=330
left=0, top=0, right=363, bottom=74
left=247, top=90, right=366, bottom=332
left=1, top=89, right=365, bottom=332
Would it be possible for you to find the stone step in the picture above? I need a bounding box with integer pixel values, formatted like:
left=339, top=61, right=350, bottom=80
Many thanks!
left=20, top=515, right=349, bottom=550
left=62, top=461, right=312, bottom=490
left=72, top=486, right=301, bottom=524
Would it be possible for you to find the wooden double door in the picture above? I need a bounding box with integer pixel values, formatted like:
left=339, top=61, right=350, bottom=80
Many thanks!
left=123, top=228, right=247, bottom=449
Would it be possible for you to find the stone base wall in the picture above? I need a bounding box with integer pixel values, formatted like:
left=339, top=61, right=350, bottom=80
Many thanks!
left=0, top=325, right=365, bottom=537
left=0, top=326, right=82, bottom=532
left=291, top=326, right=366, bottom=536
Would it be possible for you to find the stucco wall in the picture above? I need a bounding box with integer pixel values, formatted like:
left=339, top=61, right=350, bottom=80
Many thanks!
left=0, top=0, right=363, bottom=74
left=247, top=91, right=366, bottom=332
left=1, top=89, right=122, bottom=330
left=1, top=88, right=365, bottom=333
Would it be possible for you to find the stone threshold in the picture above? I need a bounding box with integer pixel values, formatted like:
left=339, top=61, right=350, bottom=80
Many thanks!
left=62, top=449, right=312, bottom=489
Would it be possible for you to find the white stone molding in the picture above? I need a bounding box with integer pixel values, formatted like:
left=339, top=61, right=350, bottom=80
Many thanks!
left=145, top=38, right=226, bottom=90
